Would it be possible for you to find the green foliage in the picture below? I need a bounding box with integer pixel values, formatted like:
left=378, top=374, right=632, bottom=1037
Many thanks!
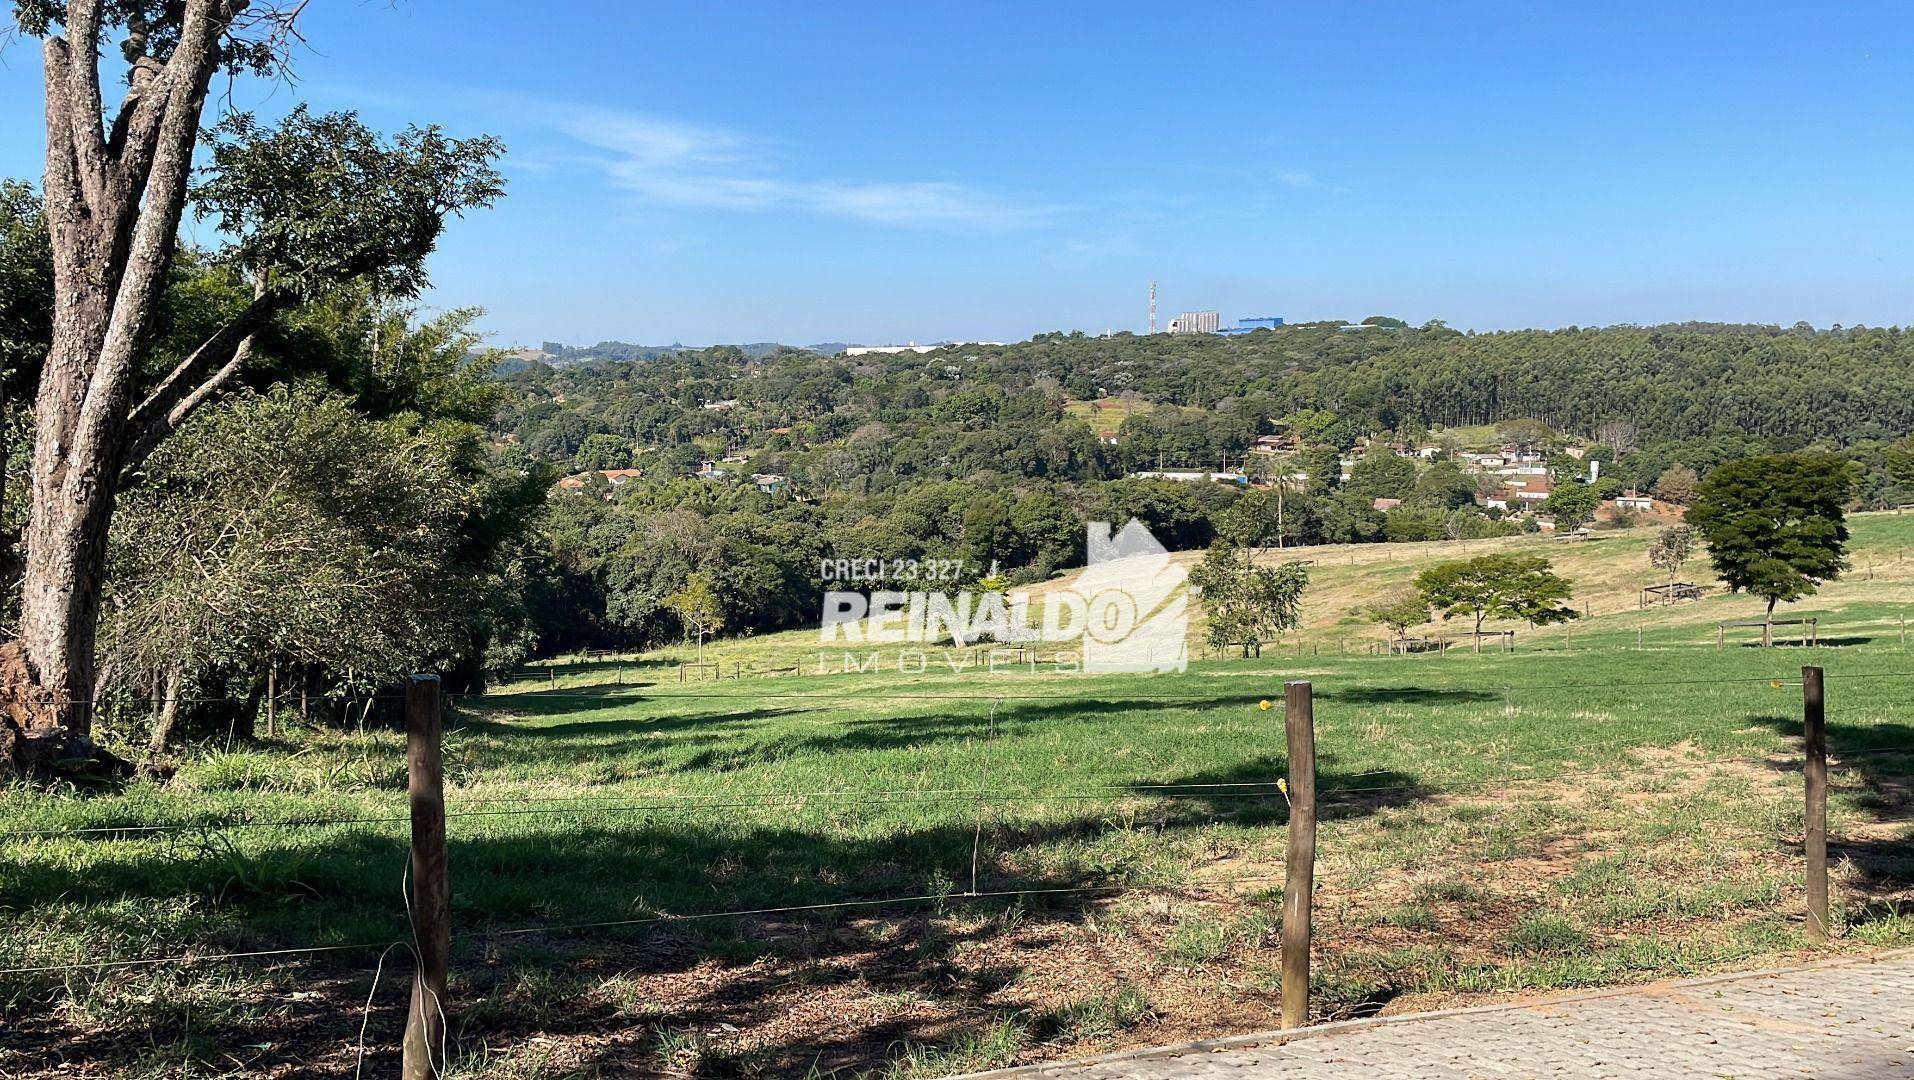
left=0, top=180, right=51, bottom=391
left=1686, top=452, right=1853, bottom=612
left=1653, top=463, right=1700, bottom=505
left=1648, top=524, right=1696, bottom=581
left=663, top=571, right=726, bottom=648
left=1543, top=481, right=1600, bottom=530
left=1365, top=590, right=1432, bottom=640
left=192, top=106, right=504, bottom=300
left=1414, top=553, right=1579, bottom=635
left=1345, top=451, right=1417, bottom=501
left=572, top=432, right=633, bottom=472
left=1190, top=545, right=1309, bottom=656
left=1410, top=459, right=1478, bottom=511
left=108, top=386, right=479, bottom=692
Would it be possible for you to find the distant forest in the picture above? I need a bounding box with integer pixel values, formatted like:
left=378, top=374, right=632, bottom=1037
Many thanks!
left=486, top=321, right=1914, bottom=655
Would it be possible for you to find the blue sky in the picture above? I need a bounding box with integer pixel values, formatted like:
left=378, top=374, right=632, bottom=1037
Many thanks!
left=4, top=1, right=1913, bottom=346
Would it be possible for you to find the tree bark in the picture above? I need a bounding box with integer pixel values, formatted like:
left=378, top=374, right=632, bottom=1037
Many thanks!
left=147, top=664, right=183, bottom=758
left=15, top=0, right=245, bottom=740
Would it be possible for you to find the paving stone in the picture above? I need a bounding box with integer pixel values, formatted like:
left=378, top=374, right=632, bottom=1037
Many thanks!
left=1011, top=954, right=1914, bottom=1079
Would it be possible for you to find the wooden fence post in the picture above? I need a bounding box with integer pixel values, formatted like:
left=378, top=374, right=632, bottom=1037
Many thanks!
left=1802, top=665, right=1829, bottom=945
left=1281, top=680, right=1318, bottom=1029
left=404, top=674, right=451, bottom=1079
left=265, top=663, right=278, bottom=738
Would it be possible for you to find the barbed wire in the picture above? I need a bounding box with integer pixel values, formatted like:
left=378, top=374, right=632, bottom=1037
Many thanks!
left=24, top=670, right=1914, bottom=711
left=0, top=874, right=1285, bottom=979
left=13, top=738, right=1908, bottom=843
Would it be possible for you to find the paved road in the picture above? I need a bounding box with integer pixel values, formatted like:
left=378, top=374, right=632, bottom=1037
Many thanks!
left=963, top=951, right=1914, bottom=1079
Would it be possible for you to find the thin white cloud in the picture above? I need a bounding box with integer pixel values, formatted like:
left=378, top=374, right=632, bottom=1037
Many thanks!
left=555, top=107, right=1063, bottom=231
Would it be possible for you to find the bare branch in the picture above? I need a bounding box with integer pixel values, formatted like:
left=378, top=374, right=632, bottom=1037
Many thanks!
left=120, top=287, right=284, bottom=478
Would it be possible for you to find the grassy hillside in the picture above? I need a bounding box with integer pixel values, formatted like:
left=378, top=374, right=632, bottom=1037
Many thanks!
left=4, top=578, right=1911, bottom=1074
left=558, top=511, right=1914, bottom=683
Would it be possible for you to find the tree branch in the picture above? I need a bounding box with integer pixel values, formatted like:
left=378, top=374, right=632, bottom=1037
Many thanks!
left=59, top=0, right=112, bottom=214
left=120, top=287, right=284, bottom=480
left=73, top=0, right=235, bottom=479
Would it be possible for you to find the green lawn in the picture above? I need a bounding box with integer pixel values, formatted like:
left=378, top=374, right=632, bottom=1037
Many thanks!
left=4, top=527, right=1913, bottom=1076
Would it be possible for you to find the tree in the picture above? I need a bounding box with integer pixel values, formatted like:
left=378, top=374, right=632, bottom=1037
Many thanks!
left=1653, top=463, right=1700, bottom=505
left=1345, top=452, right=1417, bottom=501
left=1593, top=420, right=1639, bottom=456
left=6, top=2, right=503, bottom=769
left=1648, top=524, right=1696, bottom=583
left=109, top=386, right=478, bottom=753
left=1685, top=453, right=1852, bottom=618
left=0, top=181, right=53, bottom=581
left=1189, top=545, right=1308, bottom=657
left=1543, top=480, right=1599, bottom=531
left=573, top=433, right=633, bottom=473
left=1882, top=439, right=1914, bottom=497
left=1414, top=553, right=1578, bottom=641
left=664, top=571, right=726, bottom=663
left=1365, top=590, right=1431, bottom=642
left=1496, top=418, right=1554, bottom=450
left=1216, top=488, right=1279, bottom=550
left=1410, top=459, right=1477, bottom=511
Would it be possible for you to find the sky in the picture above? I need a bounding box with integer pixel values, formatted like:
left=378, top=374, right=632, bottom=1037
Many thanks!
left=3, top=1, right=1913, bottom=347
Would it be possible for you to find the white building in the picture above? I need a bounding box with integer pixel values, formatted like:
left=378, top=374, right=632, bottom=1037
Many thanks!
left=1167, top=311, right=1221, bottom=335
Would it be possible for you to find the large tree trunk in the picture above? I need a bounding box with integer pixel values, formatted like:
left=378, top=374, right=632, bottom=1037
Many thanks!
left=6, top=1, right=242, bottom=768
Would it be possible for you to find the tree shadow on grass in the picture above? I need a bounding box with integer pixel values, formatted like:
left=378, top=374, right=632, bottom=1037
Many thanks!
left=1316, top=687, right=1501, bottom=706
left=1750, top=715, right=1914, bottom=903
left=2, top=752, right=1438, bottom=1077
left=704, top=695, right=1264, bottom=766
left=1133, top=755, right=1427, bottom=822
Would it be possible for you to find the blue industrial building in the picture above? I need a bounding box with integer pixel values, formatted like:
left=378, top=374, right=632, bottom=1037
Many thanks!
left=1216, top=315, right=1285, bottom=336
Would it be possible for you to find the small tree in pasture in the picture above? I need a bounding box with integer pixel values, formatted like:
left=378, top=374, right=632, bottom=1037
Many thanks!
left=1365, top=590, right=1432, bottom=642
left=1648, top=524, right=1696, bottom=584
left=1685, top=453, right=1852, bottom=619
left=1414, top=554, right=1578, bottom=640
left=665, top=572, right=726, bottom=663
left=1190, top=545, right=1309, bottom=657
left=1543, top=481, right=1600, bottom=532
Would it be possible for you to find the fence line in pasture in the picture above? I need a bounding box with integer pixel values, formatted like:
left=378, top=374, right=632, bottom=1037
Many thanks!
left=14, top=713, right=1909, bottom=844
left=7, top=662, right=1902, bottom=1070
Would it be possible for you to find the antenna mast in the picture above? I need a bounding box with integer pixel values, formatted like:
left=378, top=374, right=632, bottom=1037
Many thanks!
left=1148, top=280, right=1157, bottom=335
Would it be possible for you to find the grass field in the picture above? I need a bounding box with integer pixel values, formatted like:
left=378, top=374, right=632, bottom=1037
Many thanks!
left=1061, top=397, right=1154, bottom=438
left=3, top=518, right=1912, bottom=1077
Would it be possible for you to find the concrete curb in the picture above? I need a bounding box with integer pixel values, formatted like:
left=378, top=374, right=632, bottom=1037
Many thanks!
left=943, top=947, right=1914, bottom=1079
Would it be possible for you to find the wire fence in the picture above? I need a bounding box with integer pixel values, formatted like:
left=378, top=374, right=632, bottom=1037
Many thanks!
left=2, top=665, right=1910, bottom=1073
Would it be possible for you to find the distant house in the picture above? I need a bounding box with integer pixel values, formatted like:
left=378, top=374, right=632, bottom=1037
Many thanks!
left=1372, top=497, right=1403, bottom=511
left=696, top=461, right=728, bottom=480
left=1613, top=492, right=1655, bottom=512
left=751, top=473, right=788, bottom=493
left=1128, top=470, right=1248, bottom=487
left=1252, top=433, right=1298, bottom=453
left=702, top=399, right=740, bottom=411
